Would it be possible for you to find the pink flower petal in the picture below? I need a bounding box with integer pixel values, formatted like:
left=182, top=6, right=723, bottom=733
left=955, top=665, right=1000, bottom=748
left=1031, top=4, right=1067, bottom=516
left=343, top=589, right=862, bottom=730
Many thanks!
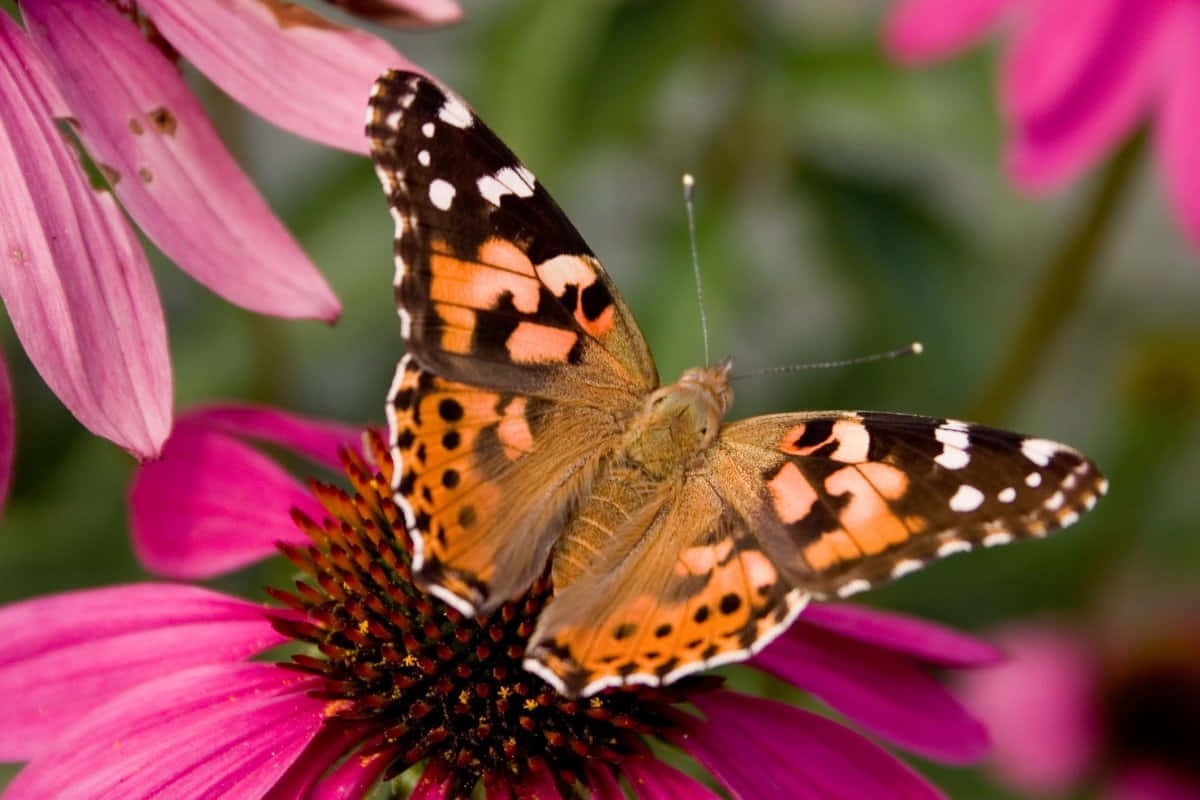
left=262, top=723, right=374, bottom=800
left=753, top=618, right=989, bottom=763
left=624, top=755, right=720, bottom=800
left=129, top=420, right=324, bottom=579
left=136, top=0, right=422, bottom=153
left=0, top=16, right=170, bottom=459
left=678, top=690, right=944, bottom=800
left=306, top=742, right=392, bottom=800
left=0, top=356, right=13, bottom=514
left=326, top=0, right=463, bottom=28
left=587, top=763, right=625, bottom=800
left=5, top=662, right=324, bottom=799
left=411, top=759, right=453, bottom=800
left=22, top=0, right=340, bottom=322
left=181, top=404, right=361, bottom=471
left=0, top=585, right=284, bottom=760
left=129, top=405, right=360, bottom=579
left=957, top=626, right=1100, bottom=795
left=512, top=766, right=562, bottom=800
left=883, top=0, right=1015, bottom=63
left=1003, top=0, right=1169, bottom=187
left=798, top=603, right=1003, bottom=667
left=1155, top=3, right=1200, bottom=253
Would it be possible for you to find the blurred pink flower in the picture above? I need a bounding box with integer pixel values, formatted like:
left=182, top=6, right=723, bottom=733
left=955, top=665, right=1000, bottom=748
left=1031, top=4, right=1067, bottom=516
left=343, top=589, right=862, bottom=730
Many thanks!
left=0, top=0, right=457, bottom=458
left=884, top=0, right=1200, bottom=251
left=958, top=622, right=1200, bottom=799
left=0, top=406, right=1002, bottom=798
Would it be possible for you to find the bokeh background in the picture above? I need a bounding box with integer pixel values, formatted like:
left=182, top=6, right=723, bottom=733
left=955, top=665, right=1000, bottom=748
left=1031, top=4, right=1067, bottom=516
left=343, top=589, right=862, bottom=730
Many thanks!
left=3, top=1, right=1199, bottom=796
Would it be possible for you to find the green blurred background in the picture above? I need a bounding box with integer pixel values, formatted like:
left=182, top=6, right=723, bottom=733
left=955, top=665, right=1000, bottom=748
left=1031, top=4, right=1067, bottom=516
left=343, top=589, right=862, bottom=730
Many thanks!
left=3, top=1, right=1199, bottom=796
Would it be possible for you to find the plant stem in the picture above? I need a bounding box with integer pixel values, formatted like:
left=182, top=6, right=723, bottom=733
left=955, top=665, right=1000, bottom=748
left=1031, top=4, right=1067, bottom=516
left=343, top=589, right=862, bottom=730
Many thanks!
left=971, top=128, right=1147, bottom=422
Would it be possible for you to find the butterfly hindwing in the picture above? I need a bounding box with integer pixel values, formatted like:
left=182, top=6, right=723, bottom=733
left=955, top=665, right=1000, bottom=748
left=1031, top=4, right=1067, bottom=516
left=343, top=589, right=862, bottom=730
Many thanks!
left=367, top=70, right=657, bottom=397
left=714, top=411, right=1108, bottom=599
left=388, top=355, right=623, bottom=615
left=525, top=470, right=806, bottom=696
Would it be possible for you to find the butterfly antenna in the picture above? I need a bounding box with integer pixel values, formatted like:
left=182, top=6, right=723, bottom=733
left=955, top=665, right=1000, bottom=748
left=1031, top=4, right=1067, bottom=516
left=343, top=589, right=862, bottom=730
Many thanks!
left=730, top=341, right=924, bottom=382
left=683, top=174, right=711, bottom=366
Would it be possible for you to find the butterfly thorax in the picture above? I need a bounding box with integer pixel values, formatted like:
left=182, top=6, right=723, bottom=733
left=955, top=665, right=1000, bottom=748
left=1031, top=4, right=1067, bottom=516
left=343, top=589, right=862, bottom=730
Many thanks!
left=619, top=360, right=733, bottom=480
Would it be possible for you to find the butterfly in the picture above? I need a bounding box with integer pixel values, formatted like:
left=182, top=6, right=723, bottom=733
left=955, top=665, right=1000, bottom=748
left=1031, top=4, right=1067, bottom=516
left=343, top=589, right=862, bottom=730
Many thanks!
left=365, top=70, right=1107, bottom=698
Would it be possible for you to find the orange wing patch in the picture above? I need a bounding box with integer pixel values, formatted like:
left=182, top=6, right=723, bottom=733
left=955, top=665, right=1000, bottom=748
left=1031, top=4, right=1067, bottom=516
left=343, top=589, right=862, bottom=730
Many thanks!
left=525, top=483, right=808, bottom=697
left=388, top=357, right=536, bottom=606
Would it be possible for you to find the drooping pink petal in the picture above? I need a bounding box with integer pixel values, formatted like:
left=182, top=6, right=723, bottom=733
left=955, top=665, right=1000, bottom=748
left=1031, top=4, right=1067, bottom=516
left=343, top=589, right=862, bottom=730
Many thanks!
left=129, top=421, right=322, bottom=579
left=135, top=0, right=421, bottom=153
left=587, top=763, right=626, bottom=800
left=306, top=742, right=393, bottom=800
left=0, top=356, right=13, bottom=514
left=327, top=0, right=463, bottom=27
left=0, top=15, right=170, bottom=459
left=956, top=627, right=1100, bottom=795
left=0, top=584, right=284, bottom=759
left=883, top=0, right=1015, bottom=62
left=262, top=723, right=374, bottom=800
left=5, top=662, right=324, bottom=799
left=753, top=618, right=989, bottom=763
left=677, top=690, right=944, bottom=800
left=410, top=759, right=453, bottom=800
left=798, top=603, right=1003, bottom=667
left=22, top=0, right=341, bottom=322
left=1155, top=2, right=1200, bottom=253
left=180, top=404, right=361, bottom=471
left=511, top=766, right=563, bottom=800
left=1003, top=0, right=1169, bottom=188
left=624, top=755, right=721, bottom=800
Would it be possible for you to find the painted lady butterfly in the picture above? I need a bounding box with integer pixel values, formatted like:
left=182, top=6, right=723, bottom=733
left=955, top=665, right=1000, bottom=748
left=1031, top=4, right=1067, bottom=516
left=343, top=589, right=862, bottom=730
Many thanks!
left=366, top=71, right=1107, bottom=697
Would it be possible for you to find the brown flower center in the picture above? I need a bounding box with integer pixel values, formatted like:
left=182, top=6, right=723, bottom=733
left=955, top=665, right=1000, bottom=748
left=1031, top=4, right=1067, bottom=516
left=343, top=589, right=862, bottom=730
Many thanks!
left=268, top=431, right=712, bottom=795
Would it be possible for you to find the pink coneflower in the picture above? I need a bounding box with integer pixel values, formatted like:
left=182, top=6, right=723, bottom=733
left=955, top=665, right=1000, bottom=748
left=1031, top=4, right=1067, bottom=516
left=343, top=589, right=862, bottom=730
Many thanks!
left=0, top=0, right=457, bottom=458
left=884, top=0, right=1200, bottom=252
left=959, top=621, right=1200, bottom=799
left=0, top=406, right=1001, bottom=798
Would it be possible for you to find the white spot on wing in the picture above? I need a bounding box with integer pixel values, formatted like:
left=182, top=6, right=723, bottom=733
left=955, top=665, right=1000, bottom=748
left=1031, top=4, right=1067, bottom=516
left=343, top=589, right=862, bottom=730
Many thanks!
left=982, top=532, right=1014, bottom=547
left=417, top=149, right=430, bottom=166
left=477, top=174, right=508, bottom=207
left=477, top=166, right=537, bottom=207
left=998, top=487, right=1016, bottom=503
left=438, top=94, right=473, bottom=128
left=1044, top=491, right=1064, bottom=511
left=891, top=559, right=924, bottom=578
left=429, top=178, right=456, bottom=210
left=421, top=121, right=435, bottom=138
left=949, top=484, right=984, bottom=512
left=936, top=539, right=972, bottom=557
left=1097, top=478, right=1109, bottom=495
left=1058, top=510, right=1080, bottom=526
left=836, top=579, right=872, bottom=598
left=935, top=448, right=970, bottom=470
left=1021, top=437, right=1062, bottom=467
left=1025, top=472, right=1043, bottom=488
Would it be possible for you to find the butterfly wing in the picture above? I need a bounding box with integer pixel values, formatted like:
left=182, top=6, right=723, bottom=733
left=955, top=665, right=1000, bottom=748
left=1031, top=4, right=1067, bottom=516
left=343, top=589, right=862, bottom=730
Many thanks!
left=525, top=410, right=1105, bottom=696
left=368, top=71, right=658, bottom=614
left=524, top=471, right=807, bottom=697
left=711, top=411, right=1107, bottom=599
left=367, top=70, right=657, bottom=396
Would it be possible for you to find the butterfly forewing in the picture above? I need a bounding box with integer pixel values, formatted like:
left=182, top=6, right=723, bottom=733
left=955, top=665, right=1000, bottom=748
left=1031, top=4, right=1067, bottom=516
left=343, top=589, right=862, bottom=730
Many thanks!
left=367, top=70, right=657, bottom=396
left=715, top=412, right=1107, bottom=599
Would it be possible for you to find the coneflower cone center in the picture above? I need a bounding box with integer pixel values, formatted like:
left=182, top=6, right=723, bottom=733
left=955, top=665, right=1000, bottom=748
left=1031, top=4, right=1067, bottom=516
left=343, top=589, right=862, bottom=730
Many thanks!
left=267, top=431, right=710, bottom=794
